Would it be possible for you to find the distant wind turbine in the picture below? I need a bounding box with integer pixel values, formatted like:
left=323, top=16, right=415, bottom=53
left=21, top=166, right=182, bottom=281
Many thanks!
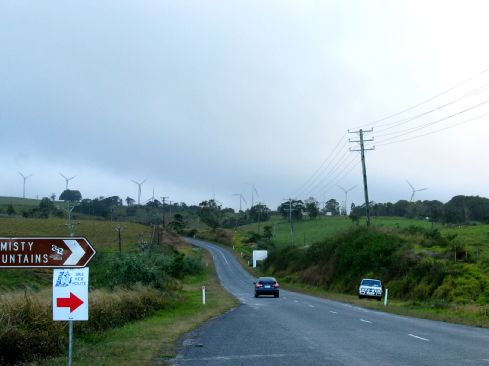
left=131, top=179, right=147, bottom=205
left=18, top=172, right=33, bottom=199
left=145, top=188, right=157, bottom=203
left=337, top=185, right=356, bottom=215
left=247, top=183, right=259, bottom=208
left=232, top=193, right=247, bottom=212
left=60, top=173, right=76, bottom=190
left=407, top=180, right=428, bottom=202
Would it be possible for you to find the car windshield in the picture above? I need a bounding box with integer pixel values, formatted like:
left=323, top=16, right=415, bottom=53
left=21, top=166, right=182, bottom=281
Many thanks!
left=361, top=279, right=381, bottom=287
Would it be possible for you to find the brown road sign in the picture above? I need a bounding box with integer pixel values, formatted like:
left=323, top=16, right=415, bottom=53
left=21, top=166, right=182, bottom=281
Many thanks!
left=0, top=237, right=96, bottom=268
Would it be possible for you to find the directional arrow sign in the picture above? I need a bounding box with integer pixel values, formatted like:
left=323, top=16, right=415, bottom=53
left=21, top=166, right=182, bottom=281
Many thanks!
left=57, top=292, right=84, bottom=313
left=0, top=237, right=96, bottom=268
left=53, top=268, right=89, bottom=321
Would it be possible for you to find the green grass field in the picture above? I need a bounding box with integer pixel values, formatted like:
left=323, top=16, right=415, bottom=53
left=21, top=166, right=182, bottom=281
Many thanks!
left=238, top=215, right=489, bottom=255
left=0, top=196, right=42, bottom=212
left=0, top=217, right=154, bottom=289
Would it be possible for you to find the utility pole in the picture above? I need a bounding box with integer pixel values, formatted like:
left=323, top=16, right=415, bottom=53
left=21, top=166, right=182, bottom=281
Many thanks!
left=168, top=200, right=174, bottom=219
left=348, top=129, right=375, bottom=226
left=115, top=225, right=124, bottom=255
left=161, top=196, right=169, bottom=227
left=283, top=198, right=295, bottom=243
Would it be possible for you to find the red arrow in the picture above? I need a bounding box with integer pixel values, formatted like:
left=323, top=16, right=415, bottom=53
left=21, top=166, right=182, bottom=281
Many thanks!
left=56, top=292, right=84, bottom=312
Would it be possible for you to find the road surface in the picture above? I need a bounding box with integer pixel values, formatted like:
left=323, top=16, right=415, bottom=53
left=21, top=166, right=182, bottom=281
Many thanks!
left=170, top=238, right=489, bottom=365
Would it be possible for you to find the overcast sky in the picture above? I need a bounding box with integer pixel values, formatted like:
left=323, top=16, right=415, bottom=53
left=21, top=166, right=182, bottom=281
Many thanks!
left=1, top=1, right=489, bottom=211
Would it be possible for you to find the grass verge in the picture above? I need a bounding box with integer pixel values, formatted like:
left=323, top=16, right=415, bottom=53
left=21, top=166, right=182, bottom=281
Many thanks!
left=39, top=248, right=238, bottom=366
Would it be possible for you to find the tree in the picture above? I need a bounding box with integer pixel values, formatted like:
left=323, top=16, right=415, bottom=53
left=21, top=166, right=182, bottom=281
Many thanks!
left=304, top=197, right=320, bottom=219
left=169, top=213, right=186, bottom=234
left=198, top=199, right=222, bottom=230
left=248, top=204, right=271, bottom=222
left=278, top=200, right=304, bottom=220
left=59, top=189, right=82, bottom=202
left=39, top=197, right=55, bottom=218
left=324, top=199, right=340, bottom=216
left=126, top=197, right=135, bottom=206
left=7, top=204, right=15, bottom=216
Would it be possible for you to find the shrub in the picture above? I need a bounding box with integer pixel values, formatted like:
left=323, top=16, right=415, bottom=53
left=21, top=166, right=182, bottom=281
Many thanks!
left=0, top=291, right=65, bottom=365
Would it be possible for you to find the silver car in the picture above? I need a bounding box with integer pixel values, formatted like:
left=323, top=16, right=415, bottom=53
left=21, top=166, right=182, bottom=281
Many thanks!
left=358, top=278, right=383, bottom=301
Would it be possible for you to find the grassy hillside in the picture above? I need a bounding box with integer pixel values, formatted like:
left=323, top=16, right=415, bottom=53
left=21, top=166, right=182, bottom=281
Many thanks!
left=0, top=217, right=154, bottom=289
left=0, top=196, right=41, bottom=212
left=239, top=214, right=489, bottom=253
left=263, top=226, right=489, bottom=306
left=239, top=215, right=443, bottom=246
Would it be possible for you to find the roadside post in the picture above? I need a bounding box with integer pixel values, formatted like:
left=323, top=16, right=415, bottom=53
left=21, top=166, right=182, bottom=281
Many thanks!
left=384, top=288, right=389, bottom=306
left=202, top=285, right=206, bottom=305
left=53, top=268, right=89, bottom=366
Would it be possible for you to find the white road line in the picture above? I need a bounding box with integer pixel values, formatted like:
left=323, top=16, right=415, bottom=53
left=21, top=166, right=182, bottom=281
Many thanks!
left=408, top=334, right=429, bottom=342
left=219, top=251, right=229, bottom=265
left=294, top=300, right=299, bottom=303
left=308, top=305, right=315, bottom=308
left=329, top=311, right=338, bottom=314
left=360, top=319, right=372, bottom=324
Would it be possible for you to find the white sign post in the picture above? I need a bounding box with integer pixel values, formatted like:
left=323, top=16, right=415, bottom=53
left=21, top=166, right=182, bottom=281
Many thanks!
left=53, top=268, right=89, bottom=366
left=252, top=250, right=268, bottom=268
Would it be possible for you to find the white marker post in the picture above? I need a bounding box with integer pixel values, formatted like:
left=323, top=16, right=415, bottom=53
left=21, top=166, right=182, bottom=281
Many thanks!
left=384, top=288, right=389, bottom=306
left=202, top=286, right=206, bottom=305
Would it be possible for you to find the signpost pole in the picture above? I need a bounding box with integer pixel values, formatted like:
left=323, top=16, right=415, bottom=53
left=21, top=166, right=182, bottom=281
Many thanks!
left=68, top=320, right=73, bottom=366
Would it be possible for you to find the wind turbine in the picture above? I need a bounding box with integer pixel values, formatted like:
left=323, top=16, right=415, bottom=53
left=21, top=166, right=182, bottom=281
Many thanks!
left=145, top=188, right=157, bottom=203
left=247, top=183, right=259, bottom=208
left=407, top=180, right=428, bottom=202
left=60, top=173, right=76, bottom=190
left=337, top=185, right=356, bottom=216
left=18, top=172, right=33, bottom=199
left=131, top=179, right=146, bottom=205
left=232, top=193, right=247, bottom=212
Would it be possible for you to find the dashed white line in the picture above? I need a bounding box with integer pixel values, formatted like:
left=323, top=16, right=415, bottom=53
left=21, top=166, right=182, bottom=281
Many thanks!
left=408, top=334, right=429, bottom=342
left=329, top=311, right=338, bottom=314
left=360, top=319, right=372, bottom=324
left=308, top=305, right=315, bottom=308
left=219, top=251, right=229, bottom=265
left=294, top=300, right=299, bottom=303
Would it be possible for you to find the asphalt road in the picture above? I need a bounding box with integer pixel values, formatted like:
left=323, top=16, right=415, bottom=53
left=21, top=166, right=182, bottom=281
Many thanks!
left=170, top=238, right=489, bottom=365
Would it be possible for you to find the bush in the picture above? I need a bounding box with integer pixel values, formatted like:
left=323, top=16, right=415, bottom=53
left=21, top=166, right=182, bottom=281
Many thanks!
left=0, top=292, right=65, bottom=365
left=0, top=286, right=175, bottom=365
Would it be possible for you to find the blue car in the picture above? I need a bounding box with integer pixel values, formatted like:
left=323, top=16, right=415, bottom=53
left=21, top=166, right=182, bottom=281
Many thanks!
left=254, top=277, right=279, bottom=298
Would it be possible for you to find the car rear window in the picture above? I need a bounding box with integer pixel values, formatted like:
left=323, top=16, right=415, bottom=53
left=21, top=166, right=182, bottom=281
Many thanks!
left=361, top=279, right=381, bottom=287
left=258, top=277, right=276, bottom=284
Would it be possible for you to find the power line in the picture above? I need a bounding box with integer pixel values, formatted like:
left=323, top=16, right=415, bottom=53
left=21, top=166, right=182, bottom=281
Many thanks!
left=374, top=83, right=489, bottom=133
left=352, top=66, right=489, bottom=130
left=292, top=132, right=347, bottom=198
left=376, top=111, right=489, bottom=147
left=316, top=157, right=360, bottom=199
left=376, top=98, right=489, bottom=141
left=301, top=147, right=352, bottom=199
